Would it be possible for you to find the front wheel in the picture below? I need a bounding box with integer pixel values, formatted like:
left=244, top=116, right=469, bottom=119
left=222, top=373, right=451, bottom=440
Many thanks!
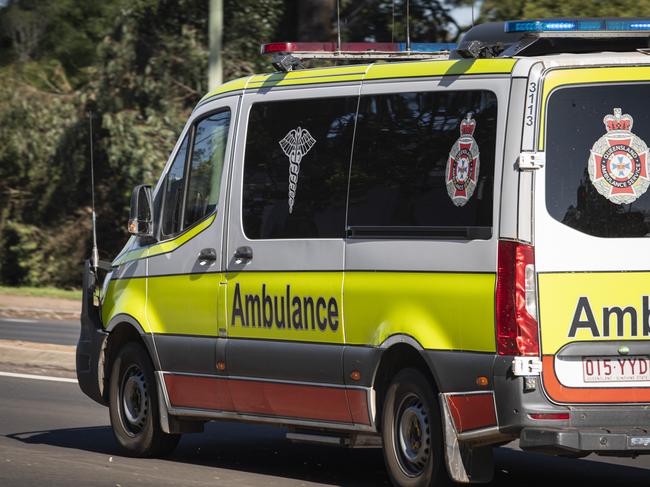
left=109, top=342, right=180, bottom=457
left=381, top=368, right=449, bottom=487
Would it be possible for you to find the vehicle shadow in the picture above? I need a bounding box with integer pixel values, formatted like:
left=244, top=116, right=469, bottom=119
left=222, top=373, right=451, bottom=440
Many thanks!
left=8, top=421, right=389, bottom=486
left=8, top=422, right=650, bottom=487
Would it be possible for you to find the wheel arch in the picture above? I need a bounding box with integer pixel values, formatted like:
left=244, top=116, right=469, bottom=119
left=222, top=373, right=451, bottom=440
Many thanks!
left=101, top=314, right=159, bottom=403
left=372, top=334, right=441, bottom=432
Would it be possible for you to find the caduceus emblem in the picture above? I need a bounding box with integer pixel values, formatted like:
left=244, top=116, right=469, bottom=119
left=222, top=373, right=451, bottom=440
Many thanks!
left=279, top=126, right=316, bottom=213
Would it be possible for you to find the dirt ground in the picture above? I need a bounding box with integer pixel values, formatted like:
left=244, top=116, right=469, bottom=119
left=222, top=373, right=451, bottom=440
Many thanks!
left=0, top=294, right=80, bottom=320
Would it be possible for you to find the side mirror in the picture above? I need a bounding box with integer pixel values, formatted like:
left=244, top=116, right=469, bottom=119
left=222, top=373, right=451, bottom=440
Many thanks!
left=128, top=184, right=153, bottom=238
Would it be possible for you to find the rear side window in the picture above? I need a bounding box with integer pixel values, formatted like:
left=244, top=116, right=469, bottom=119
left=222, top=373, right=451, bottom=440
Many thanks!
left=347, top=90, right=498, bottom=238
left=242, top=97, right=357, bottom=239
left=546, top=84, right=650, bottom=238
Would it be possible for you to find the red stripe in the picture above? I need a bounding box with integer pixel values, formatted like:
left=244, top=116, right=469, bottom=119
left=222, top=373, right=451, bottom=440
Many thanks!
left=542, top=355, right=650, bottom=404
left=164, top=374, right=370, bottom=425
left=346, top=389, right=371, bottom=425
left=446, top=393, right=496, bottom=433
left=164, top=375, right=234, bottom=411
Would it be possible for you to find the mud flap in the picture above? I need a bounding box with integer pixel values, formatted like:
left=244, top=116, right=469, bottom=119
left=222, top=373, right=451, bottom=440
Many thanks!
left=439, top=394, right=495, bottom=483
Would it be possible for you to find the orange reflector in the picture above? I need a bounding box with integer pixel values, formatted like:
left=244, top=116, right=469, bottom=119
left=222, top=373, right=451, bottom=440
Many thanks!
left=528, top=412, right=569, bottom=420
left=350, top=370, right=361, bottom=381
left=216, top=361, right=226, bottom=371
left=476, top=376, right=489, bottom=387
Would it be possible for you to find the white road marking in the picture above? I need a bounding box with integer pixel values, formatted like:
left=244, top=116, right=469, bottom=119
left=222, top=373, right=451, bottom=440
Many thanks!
left=0, top=371, right=77, bottom=383
left=1, top=318, right=38, bottom=323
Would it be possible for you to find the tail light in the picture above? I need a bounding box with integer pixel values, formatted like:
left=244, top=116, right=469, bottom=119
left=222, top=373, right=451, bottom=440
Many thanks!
left=496, top=240, right=539, bottom=356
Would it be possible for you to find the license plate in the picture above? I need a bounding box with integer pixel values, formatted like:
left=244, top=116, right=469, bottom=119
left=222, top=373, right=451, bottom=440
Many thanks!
left=583, top=356, right=650, bottom=383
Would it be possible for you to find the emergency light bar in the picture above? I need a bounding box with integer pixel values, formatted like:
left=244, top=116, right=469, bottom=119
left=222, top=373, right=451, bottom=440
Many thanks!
left=262, top=42, right=456, bottom=55
left=261, top=41, right=455, bottom=68
left=505, top=18, right=650, bottom=34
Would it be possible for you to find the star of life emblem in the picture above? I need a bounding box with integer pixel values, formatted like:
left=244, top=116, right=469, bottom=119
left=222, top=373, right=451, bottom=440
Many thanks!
left=446, top=113, right=480, bottom=207
left=588, top=108, right=650, bottom=205
left=279, top=127, right=316, bottom=213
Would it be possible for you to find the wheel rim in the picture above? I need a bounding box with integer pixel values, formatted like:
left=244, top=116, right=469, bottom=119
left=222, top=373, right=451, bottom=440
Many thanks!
left=394, top=392, right=431, bottom=477
left=119, top=364, right=149, bottom=436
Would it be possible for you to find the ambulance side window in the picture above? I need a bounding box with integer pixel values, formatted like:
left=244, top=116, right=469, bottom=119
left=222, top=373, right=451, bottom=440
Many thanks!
left=347, top=90, right=497, bottom=235
left=184, top=109, right=231, bottom=228
left=161, top=135, right=189, bottom=238
left=242, top=96, right=357, bottom=239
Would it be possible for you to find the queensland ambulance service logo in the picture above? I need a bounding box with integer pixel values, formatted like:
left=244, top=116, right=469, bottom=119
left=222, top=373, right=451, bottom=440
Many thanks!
left=588, top=108, right=650, bottom=205
left=279, top=127, right=316, bottom=214
left=446, top=113, right=480, bottom=206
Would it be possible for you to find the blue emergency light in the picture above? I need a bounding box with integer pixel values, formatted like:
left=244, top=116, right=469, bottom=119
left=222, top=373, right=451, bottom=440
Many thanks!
left=505, top=18, right=650, bottom=33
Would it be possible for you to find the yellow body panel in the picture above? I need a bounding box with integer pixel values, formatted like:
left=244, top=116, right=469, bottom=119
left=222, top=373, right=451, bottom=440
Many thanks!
left=540, top=66, right=650, bottom=149
left=201, top=76, right=252, bottom=102
left=539, top=272, right=650, bottom=354
left=102, top=276, right=150, bottom=332
left=364, top=58, right=516, bottom=81
left=344, top=272, right=496, bottom=352
left=146, top=273, right=223, bottom=336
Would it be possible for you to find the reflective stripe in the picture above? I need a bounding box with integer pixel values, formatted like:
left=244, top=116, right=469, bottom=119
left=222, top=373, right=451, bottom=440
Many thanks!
left=542, top=355, right=650, bottom=404
left=112, top=214, right=216, bottom=267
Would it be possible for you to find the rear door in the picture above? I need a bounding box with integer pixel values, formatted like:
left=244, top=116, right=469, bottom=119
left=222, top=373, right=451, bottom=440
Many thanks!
left=535, top=66, right=650, bottom=404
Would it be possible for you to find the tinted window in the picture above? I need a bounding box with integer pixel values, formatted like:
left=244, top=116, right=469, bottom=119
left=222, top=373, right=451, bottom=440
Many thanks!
left=546, top=84, right=650, bottom=238
left=243, top=97, right=357, bottom=239
left=161, top=135, right=189, bottom=238
left=184, top=110, right=231, bottom=227
left=347, top=90, right=497, bottom=238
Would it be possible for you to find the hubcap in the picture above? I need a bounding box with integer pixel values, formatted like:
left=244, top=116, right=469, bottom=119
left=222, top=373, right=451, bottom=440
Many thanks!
left=120, top=364, right=149, bottom=436
left=395, top=393, right=431, bottom=477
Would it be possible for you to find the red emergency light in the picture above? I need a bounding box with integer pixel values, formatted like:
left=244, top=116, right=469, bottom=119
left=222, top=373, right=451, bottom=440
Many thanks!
left=261, top=41, right=456, bottom=55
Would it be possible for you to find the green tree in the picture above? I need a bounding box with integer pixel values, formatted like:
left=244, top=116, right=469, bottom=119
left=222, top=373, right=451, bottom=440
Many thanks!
left=477, top=0, right=650, bottom=22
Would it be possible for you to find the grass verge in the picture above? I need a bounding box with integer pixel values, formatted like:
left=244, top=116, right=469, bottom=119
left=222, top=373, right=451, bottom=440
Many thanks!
left=0, top=286, right=81, bottom=301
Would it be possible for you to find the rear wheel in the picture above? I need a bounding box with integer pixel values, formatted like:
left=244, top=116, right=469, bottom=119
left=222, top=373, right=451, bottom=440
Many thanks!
left=382, top=368, right=449, bottom=487
left=109, top=342, right=180, bottom=457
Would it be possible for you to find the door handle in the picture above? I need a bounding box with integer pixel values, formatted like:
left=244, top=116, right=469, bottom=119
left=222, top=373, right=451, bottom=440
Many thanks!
left=198, top=248, right=217, bottom=265
left=234, top=246, right=253, bottom=264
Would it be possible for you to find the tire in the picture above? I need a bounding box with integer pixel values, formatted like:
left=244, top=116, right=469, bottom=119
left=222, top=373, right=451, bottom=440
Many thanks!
left=109, top=342, right=180, bottom=457
left=381, top=368, right=449, bottom=487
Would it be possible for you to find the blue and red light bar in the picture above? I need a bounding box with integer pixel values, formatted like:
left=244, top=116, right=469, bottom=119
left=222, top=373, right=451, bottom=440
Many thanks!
left=505, top=18, right=650, bottom=33
left=261, top=42, right=456, bottom=55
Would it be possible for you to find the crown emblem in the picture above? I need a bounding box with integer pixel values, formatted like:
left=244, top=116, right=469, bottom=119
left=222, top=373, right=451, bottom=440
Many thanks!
left=459, top=113, right=476, bottom=136
left=604, top=108, right=633, bottom=132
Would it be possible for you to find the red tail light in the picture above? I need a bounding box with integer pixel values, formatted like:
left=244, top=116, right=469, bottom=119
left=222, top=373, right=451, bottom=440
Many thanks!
left=496, top=240, right=539, bottom=356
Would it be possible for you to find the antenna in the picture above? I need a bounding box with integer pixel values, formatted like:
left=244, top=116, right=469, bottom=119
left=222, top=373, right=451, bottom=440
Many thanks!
left=471, top=1, right=475, bottom=28
left=391, top=0, right=395, bottom=43
left=336, top=0, right=341, bottom=53
left=88, top=111, right=99, bottom=271
left=406, top=0, right=411, bottom=52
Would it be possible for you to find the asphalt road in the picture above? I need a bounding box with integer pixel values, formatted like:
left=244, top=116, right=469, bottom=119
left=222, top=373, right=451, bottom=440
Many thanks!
left=0, top=317, right=78, bottom=345
left=1, top=318, right=650, bottom=486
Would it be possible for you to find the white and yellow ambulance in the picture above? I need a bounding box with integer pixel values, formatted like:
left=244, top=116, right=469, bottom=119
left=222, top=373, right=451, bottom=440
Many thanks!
left=77, top=18, right=650, bottom=487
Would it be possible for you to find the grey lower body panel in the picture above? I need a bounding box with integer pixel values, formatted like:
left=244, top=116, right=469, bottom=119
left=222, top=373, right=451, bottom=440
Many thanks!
left=422, top=349, right=496, bottom=393
left=153, top=334, right=218, bottom=374
left=493, top=355, right=650, bottom=455
left=154, top=334, right=384, bottom=388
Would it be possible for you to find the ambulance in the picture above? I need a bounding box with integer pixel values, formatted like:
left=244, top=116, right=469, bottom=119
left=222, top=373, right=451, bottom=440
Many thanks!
left=77, top=19, right=650, bottom=486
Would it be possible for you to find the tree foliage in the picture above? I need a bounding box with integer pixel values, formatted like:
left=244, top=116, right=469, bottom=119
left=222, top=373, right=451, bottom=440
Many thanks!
left=0, top=0, right=459, bottom=288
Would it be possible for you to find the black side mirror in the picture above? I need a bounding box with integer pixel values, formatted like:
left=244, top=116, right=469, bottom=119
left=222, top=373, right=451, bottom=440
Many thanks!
left=128, top=184, right=153, bottom=238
